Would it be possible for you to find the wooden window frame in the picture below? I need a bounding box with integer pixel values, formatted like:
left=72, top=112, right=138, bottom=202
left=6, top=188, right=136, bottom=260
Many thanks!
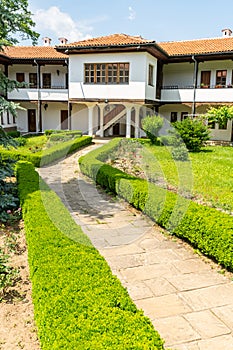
left=16, top=73, right=25, bottom=88
left=84, top=63, right=129, bottom=84
left=216, top=70, right=227, bottom=87
left=148, top=64, right=154, bottom=86
left=29, top=73, right=37, bottom=88
left=170, top=112, right=178, bottom=123
left=42, top=73, right=51, bottom=89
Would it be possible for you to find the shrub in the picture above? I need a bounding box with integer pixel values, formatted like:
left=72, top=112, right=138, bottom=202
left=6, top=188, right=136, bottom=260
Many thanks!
left=171, top=145, right=189, bottom=161
left=7, top=131, right=20, bottom=138
left=79, top=139, right=233, bottom=271
left=16, top=161, right=165, bottom=350
left=0, top=136, right=92, bottom=167
left=141, top=115, right=164, bottom=144
left=173, top=118, right=210, bottom=152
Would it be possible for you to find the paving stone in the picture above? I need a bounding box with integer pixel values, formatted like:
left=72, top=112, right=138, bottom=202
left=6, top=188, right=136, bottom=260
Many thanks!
left=135, top=294, right=191, bottom=318
left=180, top=283, right=233, bottom=311
left=123, top=280, right=154, bottom=300
left=152, top=316, right=200, bottom=346
left=173, top=258, right=211, bottom=274
left=212, top=305, right=233, bottom=331
left=100, top=243, right=145, bottom=257
left=120, top=263, right=178, bottom=281
left=167, top=271, right=227, bottom=292
left=144, top=277, right=177, bottom=296
left=196, top=334, right=233, bottom=350
left=184, top=310, right=231, bottom=338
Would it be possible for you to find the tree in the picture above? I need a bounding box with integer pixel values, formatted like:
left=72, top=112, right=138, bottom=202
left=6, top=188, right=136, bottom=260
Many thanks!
left=141, top=115, right=164, bottom=144
left=0, top=0, right=39, bottom=222
left=173, top=118, right=210, bottom=152
left=0, top=0, right=39, bottom=118
left=205, top=105, right=233, bottom=125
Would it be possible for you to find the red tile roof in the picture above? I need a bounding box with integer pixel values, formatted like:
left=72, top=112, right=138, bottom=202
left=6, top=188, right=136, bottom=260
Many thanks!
left=61, top=33, right=155, bottom=48
left=158, top=37, right=233, bottom=56
left=3, top=46, right=67, bottom=59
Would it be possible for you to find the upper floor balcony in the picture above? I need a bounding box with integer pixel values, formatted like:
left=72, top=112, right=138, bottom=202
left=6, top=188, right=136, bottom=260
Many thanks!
left=161, top=84, right=233, bottom=103
left=8, top=85, right=68, bottom=102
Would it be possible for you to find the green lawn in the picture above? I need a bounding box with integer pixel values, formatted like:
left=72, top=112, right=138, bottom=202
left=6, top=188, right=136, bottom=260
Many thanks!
left=142, top=144, right=233, bottom=212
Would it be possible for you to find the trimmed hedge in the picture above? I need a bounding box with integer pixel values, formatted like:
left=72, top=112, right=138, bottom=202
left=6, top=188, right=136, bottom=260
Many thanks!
left=79, top=138, right=233, bottom=271
left=16, top=161, right=165, bottom=350
left=0, top=135, right=92, bottom=167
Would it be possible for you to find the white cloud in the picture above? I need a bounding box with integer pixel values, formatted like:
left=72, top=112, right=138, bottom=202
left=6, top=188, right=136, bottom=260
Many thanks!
left=128, top=6, right=136, bottom=21
left=34, top=6, right=93, bottom=44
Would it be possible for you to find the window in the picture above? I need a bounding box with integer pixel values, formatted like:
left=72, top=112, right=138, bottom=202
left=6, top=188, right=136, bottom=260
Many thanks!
left=208, top=121, right=215, bottom=129
left=29, top=73, right=37, bottom=88
left=216, top=70, right=227, bottom=87
left=84, top=63, right=129, bottom=84
left=181, top=112, right=188, bottom=121
left=16, top=73, right=25, bottom=87
left=42, top=73, right=51, bottom=88
left=0, top=112, right=4, bottom=125
left=148, top=64, right=154, bottom=86
left=170, top=112, right=178, bottom=123
left=219, top=120, right=227, bottom=130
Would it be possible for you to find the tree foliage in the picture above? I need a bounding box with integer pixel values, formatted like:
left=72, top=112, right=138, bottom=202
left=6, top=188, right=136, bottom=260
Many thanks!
left=173, top=118, right=210, bottom=152
left=141, top=115, right=164, bottom=144
left=205, top=105, right=233, bottom=125
left=0, top=0, right=39, bottom=47
left=0, top=0, right=39, bottom=119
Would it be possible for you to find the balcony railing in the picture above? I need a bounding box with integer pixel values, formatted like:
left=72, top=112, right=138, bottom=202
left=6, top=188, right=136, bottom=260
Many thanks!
left=161, top=84, right=233, bottom=89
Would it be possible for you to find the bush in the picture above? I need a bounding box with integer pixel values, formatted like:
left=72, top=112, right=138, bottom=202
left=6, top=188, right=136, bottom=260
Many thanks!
left=7, top=131, right=20, bottom=138
left=16, top=161, right=165, bottom=350
left=0, top=136, right=92, bottom=167
left=173, top=118, right=210, bottom=152
left=171, top=145, right=189, bottom=161
left=44, top=129, right=82, bottom=136
left=79, top=139, right=233, bottom=271
left=141, top=115, right=164, bottom=144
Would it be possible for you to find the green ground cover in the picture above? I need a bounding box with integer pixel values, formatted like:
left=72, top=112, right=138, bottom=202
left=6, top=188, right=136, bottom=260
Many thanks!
left=16, top=161, right=165, bottom=350
left=142, top=144, right=233, bottom=212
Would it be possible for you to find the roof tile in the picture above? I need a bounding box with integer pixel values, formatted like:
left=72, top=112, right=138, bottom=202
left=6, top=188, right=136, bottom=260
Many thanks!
left=3, top=46, right=67, bottom=59
left=61, top=33, right=154, bottom=48
left=158, top=37, right=233, bottom=56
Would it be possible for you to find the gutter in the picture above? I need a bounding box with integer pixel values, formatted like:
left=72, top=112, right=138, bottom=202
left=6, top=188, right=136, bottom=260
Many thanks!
left=191, top=55, right=198, bottom=116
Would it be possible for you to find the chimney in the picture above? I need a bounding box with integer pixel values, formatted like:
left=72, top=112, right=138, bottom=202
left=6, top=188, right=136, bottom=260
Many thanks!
left=221, top=28, right=232, bottom=37
left=58, top=37, right=68, bottom=45
left=42, top=37, right=52, bottom=46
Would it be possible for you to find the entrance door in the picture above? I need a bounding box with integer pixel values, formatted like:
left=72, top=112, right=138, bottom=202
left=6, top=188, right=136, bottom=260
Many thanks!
left=28, top=109, right=36, bottom=132
left=201, top=71, right=211, bottom=88
left=113, top=123, right=120, bottom=135
left=61, top=110, right=68, bottom=130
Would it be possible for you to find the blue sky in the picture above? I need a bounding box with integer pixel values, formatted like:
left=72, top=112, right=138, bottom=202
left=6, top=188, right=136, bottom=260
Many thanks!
left=26, top=0, right=233, bottom=46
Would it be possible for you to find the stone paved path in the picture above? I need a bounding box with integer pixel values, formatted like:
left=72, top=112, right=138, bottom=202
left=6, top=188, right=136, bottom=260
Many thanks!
left=38, top=140, right=233, bottom=350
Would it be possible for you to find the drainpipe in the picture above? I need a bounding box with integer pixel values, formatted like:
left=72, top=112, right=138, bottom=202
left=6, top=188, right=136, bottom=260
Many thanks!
left=191, top=56, right=198, bottom=117
left=34, top=59, right=42, bottom=132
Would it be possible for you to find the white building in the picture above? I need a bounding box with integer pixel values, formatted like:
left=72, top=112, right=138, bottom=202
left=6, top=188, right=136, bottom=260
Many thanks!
left=1, top=31, right=233, bottom=141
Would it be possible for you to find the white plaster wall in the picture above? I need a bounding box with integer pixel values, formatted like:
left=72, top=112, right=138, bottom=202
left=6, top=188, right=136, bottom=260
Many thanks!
left=42, top=103, right=68, bottom=131
left=71, top=104, right=89, bottom=133
left=16, top=102, right=69, bottom=132
left=69, top=52, right=156, bottom=101
left=198, top=60, right=233, bottom=87
left=8, top=89, right=68, bottom=101
left=159, top=104, right=232, bottom=142
left=145, top=53, right=157, bottom=100
left=159, top=104, right=191, bottom=122
left=162, top=62, right=194, bottom=87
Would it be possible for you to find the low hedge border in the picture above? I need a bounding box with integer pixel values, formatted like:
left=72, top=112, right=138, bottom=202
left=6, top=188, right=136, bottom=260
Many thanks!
left=16, top=161, right=165, bottom=350
left=0, top=135, right=92, bottom=167
left=79, top=138, right=233, bottom=271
